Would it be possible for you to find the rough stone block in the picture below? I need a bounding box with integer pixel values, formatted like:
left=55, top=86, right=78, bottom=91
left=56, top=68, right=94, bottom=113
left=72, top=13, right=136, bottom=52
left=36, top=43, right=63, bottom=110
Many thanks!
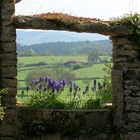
left=113, top=37, right=132, bottom=45
left=0, top=53, right=17, bottom=66
left=1, top=2, right=15, bottom=14
left=136, top=91, right=140, bottom=97
left=3, top=109, right=15, bottom=124
left=3, top=97, right=16, bottom=109
left=3, top=0, right=14, bottom=3
left=0, top=124, right=16, bottom=137
left=125, top=97, right=140, bottom=105
left=0, top=67, right=17, bottom=78
left=126, top=104, right=140, bottom=112
left=0, top=78, right=17, bottom=88
left=112, top=70, right=124, bottom=129
left=0, top=42, right=16, bottom=53
left=124, top=122, right=140, bottom=131
left=1, top=13, right=13, bottom=25
left=1, top=25, right=16, bottom=42
left=125, top=132, right=140, bottom=140
left=127, top=113, right=140, bottom=122
left=6, top=88, right=17, bottom=98
left=0, top=137, right=15, bottom=140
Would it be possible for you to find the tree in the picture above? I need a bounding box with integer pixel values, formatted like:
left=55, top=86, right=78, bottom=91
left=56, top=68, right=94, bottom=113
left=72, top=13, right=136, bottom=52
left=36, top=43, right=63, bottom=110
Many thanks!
left=25, top=67, right=76, bottom=86
left=19, top=48, right=37, bottom=56
left=88, top=48, right=100, bottom=64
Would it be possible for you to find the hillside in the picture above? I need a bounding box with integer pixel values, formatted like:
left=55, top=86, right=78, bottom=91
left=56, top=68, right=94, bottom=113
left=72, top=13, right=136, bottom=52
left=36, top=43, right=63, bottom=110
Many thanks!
left=16, top=30, right=108, bottom=45
left=17, top=40, right=112, bottom=55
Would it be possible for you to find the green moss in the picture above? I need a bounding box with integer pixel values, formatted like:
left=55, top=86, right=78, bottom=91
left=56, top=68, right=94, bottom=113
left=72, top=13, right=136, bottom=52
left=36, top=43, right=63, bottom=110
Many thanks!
left=112, top=13, right=140, bottom=43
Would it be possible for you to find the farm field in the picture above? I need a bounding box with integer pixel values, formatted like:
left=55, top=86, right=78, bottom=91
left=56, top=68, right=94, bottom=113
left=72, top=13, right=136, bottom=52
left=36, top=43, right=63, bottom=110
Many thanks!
left=17, top=55, right=108, bottom=103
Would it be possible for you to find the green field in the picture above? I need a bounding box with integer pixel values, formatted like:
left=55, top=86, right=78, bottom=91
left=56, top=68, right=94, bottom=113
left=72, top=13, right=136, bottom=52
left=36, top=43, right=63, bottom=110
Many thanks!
left=17, top=55, right=107, bottom=103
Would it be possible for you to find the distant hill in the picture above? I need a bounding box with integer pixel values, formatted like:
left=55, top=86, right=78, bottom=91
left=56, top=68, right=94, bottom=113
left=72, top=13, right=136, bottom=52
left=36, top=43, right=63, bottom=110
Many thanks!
left=16, top=30, right=109, bottom=45
left=17, top=40, right=112, bottom=56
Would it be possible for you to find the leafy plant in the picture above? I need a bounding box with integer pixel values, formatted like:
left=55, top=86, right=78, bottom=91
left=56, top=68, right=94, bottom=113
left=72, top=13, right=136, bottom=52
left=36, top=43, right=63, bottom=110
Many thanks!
left=82, top=98, right=101, bottom=109
left=96, top=58, right=112, bottom=107
left=112, top=13, right=140, bottom=43
left=0, top=88, right=8, bottom=121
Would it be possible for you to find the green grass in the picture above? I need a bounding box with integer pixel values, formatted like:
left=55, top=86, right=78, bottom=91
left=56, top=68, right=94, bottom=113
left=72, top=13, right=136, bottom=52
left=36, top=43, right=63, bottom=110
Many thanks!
left=18, top=55, right=87, bottom=65
left=17, top=55, right=108, bottom=104
left=72, top=64, right=105, bottom=78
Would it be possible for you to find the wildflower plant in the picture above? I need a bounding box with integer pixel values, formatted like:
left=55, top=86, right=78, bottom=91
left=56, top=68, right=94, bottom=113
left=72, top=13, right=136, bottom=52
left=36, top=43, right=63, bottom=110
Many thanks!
left=0, top=88, right=8, bottom=121
left=27, top=77, right=67, bottom=109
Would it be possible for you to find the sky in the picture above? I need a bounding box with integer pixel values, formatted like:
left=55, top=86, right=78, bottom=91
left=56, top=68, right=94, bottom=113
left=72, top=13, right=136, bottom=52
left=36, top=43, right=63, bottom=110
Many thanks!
left=15, top=0, right=140, bottom=20
left=15, top=0, right=140, bottom=43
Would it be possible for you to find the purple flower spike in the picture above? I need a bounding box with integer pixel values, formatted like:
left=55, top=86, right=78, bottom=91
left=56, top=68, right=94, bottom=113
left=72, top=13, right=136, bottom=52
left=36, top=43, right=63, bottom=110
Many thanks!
left=45, top=77, right=49, bottom=82
left=62, top=79, right=66, bottom=87
left=70, top=80, right=73, bottom=86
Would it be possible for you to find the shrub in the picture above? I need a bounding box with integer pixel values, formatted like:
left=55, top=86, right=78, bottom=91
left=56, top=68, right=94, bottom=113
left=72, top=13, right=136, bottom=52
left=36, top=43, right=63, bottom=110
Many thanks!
left=0, top=88, right=8, bottom=121
left=72, top=64, right=81, bottom=70
left=82, top=98, right=101, bottom=109
left=26, top=67, right=75, bottom=86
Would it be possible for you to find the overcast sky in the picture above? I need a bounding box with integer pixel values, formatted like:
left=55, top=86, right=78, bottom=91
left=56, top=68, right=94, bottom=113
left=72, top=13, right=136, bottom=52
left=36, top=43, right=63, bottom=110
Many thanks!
left=15, top=0, right=140, bottom=20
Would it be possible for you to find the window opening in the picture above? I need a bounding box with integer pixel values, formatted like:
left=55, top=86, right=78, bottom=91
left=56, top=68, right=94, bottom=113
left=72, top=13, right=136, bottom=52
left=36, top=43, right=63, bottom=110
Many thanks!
left=16, top=29, right=112, bottom=109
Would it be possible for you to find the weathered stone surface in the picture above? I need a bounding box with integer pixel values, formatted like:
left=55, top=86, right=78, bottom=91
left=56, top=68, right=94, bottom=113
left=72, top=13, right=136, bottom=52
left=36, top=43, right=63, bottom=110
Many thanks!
left=3, top=0, right=15, bottom=3
left=20, top=133, right=117, bottom=140
left=124, top=122, right=140, bottom=131
left=1, top=13, right=14, bottom=25
left=0, top=67, right=17, bottom=78
left=16, top=107, right=115, bottom=139
left=112, top=70, right=124, bottom=129
left=0, top=52, right=17, bottom=62
left=126, top=104, right=140, bottom=112
left=127, top=113, right=140, bottom=122
left=0, top=137, right=15, bottom=140
left=13, top=15, right=134, bottom=36
left=6, top=88, right=17, bottom=98
left=3, top=109, right=15, bottom=124
left=0, top=42, right=16, bottom=53
left=0, top=124, right=16, bottom=136
left=0, top=59, right=17, bottom=67
left=1, top=2, right=15, bottom=14
left=1, top=25, right=16, bottom=42
left=3, top=98, right=16, bottom=109
left=0, top=0, right=140, bottom=139
left=15, top=0, right=22, bottom=4
left=112, top=37, right=133, bottom=45
left=125, top=132, right=140, bottom=140
left=125, top=97, right=140, bottom=105
left=0, top=78, right=17, bottom=88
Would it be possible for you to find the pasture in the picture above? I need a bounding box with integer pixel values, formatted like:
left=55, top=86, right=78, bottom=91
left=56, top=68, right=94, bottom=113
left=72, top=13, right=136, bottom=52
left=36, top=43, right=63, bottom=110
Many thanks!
left=17, top=55, right=107, bottom=103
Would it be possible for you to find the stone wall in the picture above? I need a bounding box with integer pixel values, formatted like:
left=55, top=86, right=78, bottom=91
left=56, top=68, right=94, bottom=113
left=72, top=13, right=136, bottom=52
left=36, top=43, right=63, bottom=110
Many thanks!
left=0, top=1, right=140, bottom=140
left=0, top=0, right=17, bottom=140
left=112, top=35, right=140, bottom=139
left=16, top=107, right=117, bottom=140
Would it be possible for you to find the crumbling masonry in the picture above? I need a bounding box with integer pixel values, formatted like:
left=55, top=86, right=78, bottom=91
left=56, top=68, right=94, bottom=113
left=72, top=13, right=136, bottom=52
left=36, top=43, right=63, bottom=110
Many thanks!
left=0, top=0, right=140, bottom=140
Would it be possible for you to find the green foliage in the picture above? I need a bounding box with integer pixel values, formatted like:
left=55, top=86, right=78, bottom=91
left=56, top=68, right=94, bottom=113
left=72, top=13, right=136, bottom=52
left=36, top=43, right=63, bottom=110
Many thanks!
left=18, top=48, right=37, bottom=56
left=112, top=13, right=140, bottom=43
left=26, top=94, right=65, bottom=109
left=88, top=48, right=100, bottom=64
left=26, top=94, right=101, bottom=110
left=0, top=88, right=8, bottom=121
left=72, top=64, right=81, bottom=70
left=97, top=58, right=112, bottom=106
left=26, top=66, right=75, bottom=85
left=82, top=98, right=101, bottom=109
left=17, top=40, right=112, bottom=56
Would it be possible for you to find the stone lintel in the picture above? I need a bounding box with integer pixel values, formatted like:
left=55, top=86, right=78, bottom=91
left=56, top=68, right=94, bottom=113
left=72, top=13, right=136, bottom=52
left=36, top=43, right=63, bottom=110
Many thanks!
left=13, top=15, right=134, bottom=36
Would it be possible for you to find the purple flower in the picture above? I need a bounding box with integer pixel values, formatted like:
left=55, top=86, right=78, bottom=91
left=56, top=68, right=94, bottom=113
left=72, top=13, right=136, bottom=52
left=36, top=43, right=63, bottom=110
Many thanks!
left=45, top=77, right=49, bottom=82
left=74, top=83, right=79, bottom=91
left=62, top=79, right=66, bottom=87
left=70, top=80, right=73, bottom=86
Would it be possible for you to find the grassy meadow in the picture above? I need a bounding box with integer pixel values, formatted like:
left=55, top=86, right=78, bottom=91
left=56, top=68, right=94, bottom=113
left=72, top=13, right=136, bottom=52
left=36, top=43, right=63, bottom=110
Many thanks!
left=17, top=55, right=107, bottom=103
